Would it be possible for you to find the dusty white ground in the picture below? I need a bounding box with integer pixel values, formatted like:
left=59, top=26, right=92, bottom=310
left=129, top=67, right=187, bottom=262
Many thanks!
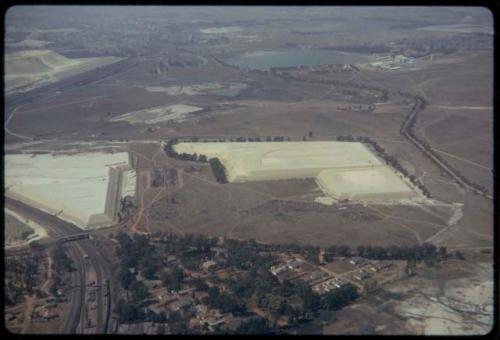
left=110, top=104, right=203, bottom=124
left=4, top=49, right=122, bottom=94
left=174, top=142, right=420, bottom=202
left=390, top=262, right=494, bottom=335
left=5, top=207, right=48, bottom=249
left=5, top=152, right=134, bottom=229
left=143, top=82, right=247, bottom=97
left=199, top=26, right=243, bottom=34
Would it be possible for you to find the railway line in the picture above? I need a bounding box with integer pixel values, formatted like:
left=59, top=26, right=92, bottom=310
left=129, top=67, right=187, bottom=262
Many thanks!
left=5, top=196, right=113, bottom=334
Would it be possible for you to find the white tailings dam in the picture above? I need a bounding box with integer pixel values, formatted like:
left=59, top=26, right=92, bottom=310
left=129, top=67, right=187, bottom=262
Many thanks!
left=174, top=141, right=420, bottom=202
left=5, top=152, right=136, bottom=229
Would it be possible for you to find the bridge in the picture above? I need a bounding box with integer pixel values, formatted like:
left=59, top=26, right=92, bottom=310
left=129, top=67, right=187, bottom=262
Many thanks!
left=5, top=233, right=91, bottom=256
left=56, top=233, right=90, bottom=244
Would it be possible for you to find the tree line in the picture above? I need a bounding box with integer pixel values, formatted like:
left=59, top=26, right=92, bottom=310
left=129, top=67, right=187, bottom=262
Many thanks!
left=399, top=95, right=490, bottom=197
left=336, top=135, right=431, bottom=198
left=164, top=139, right=227, bottom=183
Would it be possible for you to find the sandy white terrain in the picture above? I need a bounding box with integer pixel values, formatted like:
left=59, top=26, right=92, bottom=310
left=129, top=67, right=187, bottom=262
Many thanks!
left=174, top=142, right=421, bottom=202
left=199, top=26, right=243, bottom=34
left=110, top=104, right=203, bottom=124
left=392, top=262, right=493, bottom=335
left=5, top=152, right=135, bottom=229
left=143, top=82, right=247, bottom=97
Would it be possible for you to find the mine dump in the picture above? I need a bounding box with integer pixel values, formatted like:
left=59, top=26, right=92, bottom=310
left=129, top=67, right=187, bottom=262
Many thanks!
left=110, top=104, right=204, bottom=125
left=5, top=152, right=136, bottom=229
left=4, top=49, right=122, bottom=94
left=5, top=207, right=48, bottom=248
left=174, top=141, right=421, bottom=202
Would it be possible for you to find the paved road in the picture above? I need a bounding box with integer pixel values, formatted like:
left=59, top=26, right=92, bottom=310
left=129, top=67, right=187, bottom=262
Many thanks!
left=5, top=197, right=112, bottom=334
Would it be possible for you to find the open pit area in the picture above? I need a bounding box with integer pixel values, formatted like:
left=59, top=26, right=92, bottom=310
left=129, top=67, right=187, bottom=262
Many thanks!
left=174, top=141, right=420, bottom=202
left=5, top=151, right=136, bottom=230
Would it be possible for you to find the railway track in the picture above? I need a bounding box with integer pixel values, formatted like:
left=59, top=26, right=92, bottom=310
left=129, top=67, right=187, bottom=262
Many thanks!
left=5, top=197, right=112, bottom=334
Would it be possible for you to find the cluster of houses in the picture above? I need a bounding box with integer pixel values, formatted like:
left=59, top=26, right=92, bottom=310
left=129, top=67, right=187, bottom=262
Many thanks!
left=115, top=241, right=246, bottom=334
left=270, top=258, right=306, bottom=283
left=270, top=257, right=353, bottom=296
left=269, top=254, right=402, bottom=298
left=312, top=277, right=348, bottom=294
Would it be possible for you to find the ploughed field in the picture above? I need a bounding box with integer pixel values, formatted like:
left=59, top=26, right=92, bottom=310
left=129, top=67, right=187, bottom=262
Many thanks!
left=174, top=141, right=421, bottom=202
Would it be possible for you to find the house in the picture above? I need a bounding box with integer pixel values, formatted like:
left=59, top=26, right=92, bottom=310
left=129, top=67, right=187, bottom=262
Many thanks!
left=349, top=257, right=366, bottom=266
left=353, top=270, right=369, bottom=281
left=286, top=259, right=303, bottom=270
left=201, top=260, right=218, bottom=272
left=195, top=304, right=209, bottom=319
left=270, top=264, right=288, bottom=276
left=170, top=296, right=194, bottom=312
left=165, top=256, right=177, bottom=265
left=210, top=247, right=227, bottom=258
left=200, top=317, right=226, bottom=332
left=42, top=307, right=59, bottom=320
left=307, top=271, right=326, bottom=282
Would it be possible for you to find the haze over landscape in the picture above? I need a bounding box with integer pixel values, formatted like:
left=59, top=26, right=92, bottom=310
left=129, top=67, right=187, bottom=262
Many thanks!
left=4, top=6, right=494, bottom=335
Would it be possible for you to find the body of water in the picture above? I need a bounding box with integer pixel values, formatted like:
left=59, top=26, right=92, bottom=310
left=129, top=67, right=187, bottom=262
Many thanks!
left=225, top=50, right=365, bottom=69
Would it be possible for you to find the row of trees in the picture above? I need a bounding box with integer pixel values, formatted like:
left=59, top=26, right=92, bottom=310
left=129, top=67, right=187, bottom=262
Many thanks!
left=164, top=139, right=228, bottom=183
left=169, top=136, right=296, bottom=144
left=400, top=95, right=490, bottom=197
left=324, top=242, right=449, bottom=262
left=209, top=158, right=228, bottom=183
left=271, top=69, right=389, bottom=102
left=222, top=237, right=452, bottom=263
left=321, top=283, right=359, bottom=310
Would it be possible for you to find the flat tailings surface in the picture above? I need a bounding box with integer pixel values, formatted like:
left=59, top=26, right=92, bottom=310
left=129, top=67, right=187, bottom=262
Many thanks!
left=5, top=152, right=135, bottom=229
left=174, top=141, right=419, bottom=202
